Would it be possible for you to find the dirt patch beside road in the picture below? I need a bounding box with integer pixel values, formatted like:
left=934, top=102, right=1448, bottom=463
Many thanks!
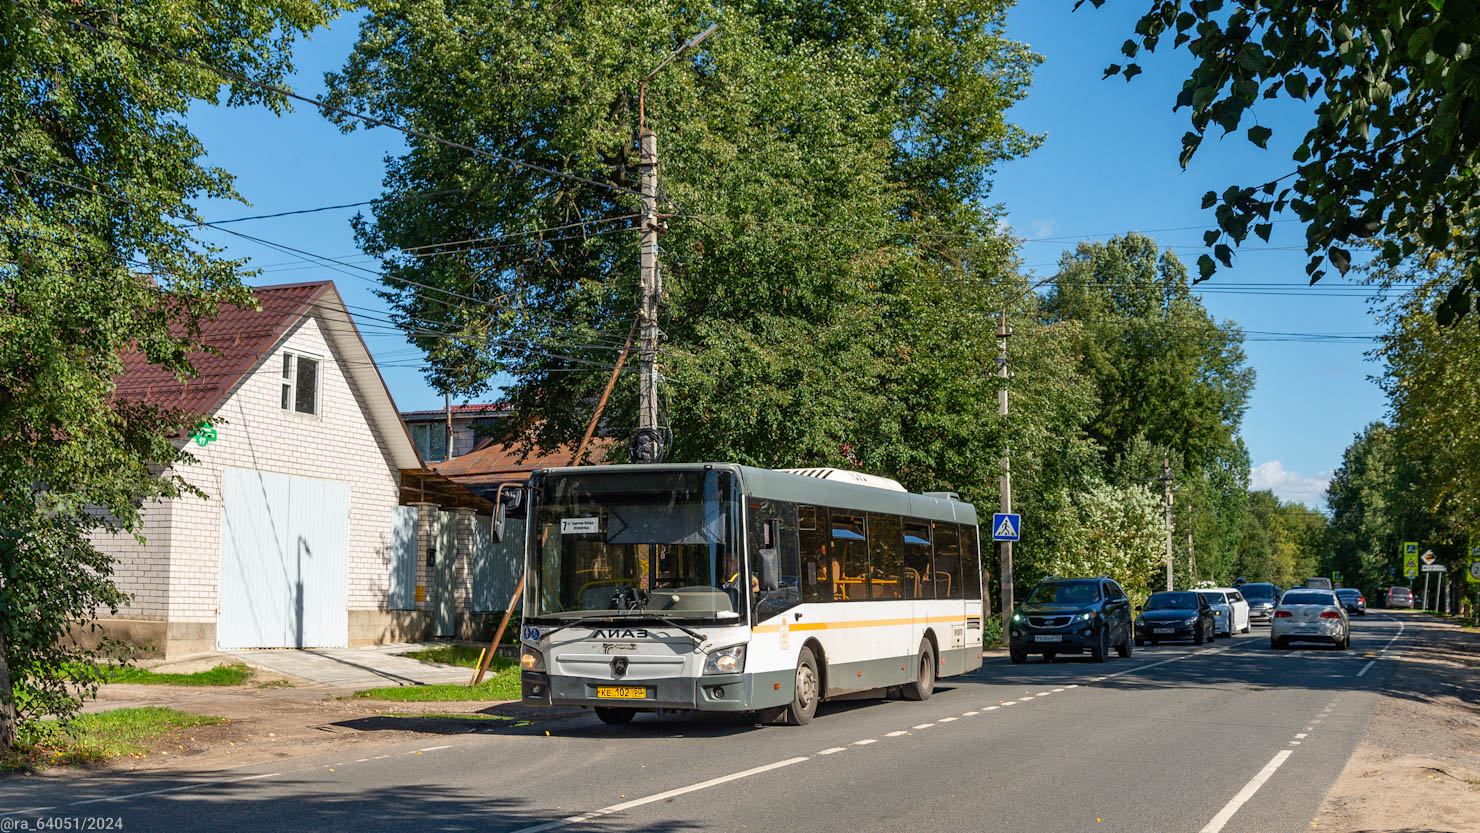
left=13, top=680, right=579, bottom=776
left=1316, top=613, right=1480, bottom=833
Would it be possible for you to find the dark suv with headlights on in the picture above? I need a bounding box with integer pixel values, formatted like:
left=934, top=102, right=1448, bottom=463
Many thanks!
left=1237, top=582, right=1281, bottom=625
left=1009, top=577, right=1133, bottom=664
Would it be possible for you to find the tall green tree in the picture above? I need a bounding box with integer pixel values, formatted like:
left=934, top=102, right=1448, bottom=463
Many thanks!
left=0, top=0, right=340, bottom=749
left=1081, top=0, right=1480, bottom=324
left=326, top=0, right=1047, bottom=499
left=1043, top=233, right=1255, bottom=474
left=1325, top=422, right=1400, bottom=593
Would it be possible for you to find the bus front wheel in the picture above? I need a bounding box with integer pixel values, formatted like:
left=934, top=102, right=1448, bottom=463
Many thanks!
left=594, top=707, right=635, bottom=725
left=902, top=640, right=935, bottom=701
left=785, top=646, right=820, bottom=726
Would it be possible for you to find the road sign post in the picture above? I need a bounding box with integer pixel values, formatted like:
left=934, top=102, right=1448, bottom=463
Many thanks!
left=1403, top=542, right=1419, bottom=578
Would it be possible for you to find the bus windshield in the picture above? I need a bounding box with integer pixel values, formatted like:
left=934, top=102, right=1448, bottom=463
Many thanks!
left=528, top=470, right=741, bottom=622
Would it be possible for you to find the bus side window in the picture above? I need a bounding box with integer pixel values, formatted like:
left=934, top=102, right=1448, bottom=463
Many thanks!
left=831, top=511, right=869, bottom=601
left=932, top=522, right=962, bottom=600
left=903, top=520, right=933, bottom=600
left=960, top=525, right=981, bottom=600
left=798, top=504, right=830, bottom=604
left=867, top=513, right=903, bottom=599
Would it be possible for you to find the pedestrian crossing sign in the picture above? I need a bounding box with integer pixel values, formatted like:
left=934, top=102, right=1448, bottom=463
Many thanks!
left=991, top=513, right=1021, bottom=542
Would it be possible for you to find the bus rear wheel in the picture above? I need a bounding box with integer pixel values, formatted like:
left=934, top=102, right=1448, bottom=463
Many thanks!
left=784, top=646, right=820, bottom=726
left=902, top=640, right=935, bottom=701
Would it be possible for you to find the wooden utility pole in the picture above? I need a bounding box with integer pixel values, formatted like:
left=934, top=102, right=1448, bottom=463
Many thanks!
left=998, top=309, right=1014, bottom=637
left=1163, top=455, right=1174, bottom=591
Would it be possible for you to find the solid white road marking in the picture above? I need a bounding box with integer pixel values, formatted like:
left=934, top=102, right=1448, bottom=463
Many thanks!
left=1356, top=660, right=1375, bottom=677
left=507, top=757, right=810, bottom=833
left=819, top=747, right=846, bottom=755
left=67, top=772, right=281, bottom=807
left=1199, top=750, right=1293, bottom=833
left=416, top=745, right=452, bottom=752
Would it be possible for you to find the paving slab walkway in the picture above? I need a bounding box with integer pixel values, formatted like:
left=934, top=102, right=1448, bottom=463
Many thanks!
left=223, top=642, right=475, bottom=689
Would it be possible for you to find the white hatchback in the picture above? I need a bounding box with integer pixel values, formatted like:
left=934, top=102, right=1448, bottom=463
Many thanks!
left=1198, top=588, right=1250, bottom=636
left=1271, top=589, right=1350, bottom=650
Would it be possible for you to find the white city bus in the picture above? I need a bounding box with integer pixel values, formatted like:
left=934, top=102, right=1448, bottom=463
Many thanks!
left=518, top=463, right=983, bottom=725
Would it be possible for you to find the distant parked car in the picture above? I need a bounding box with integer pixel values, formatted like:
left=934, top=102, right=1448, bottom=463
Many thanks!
left=1239, top=582, right=1280, bottom=625
left=1271, top=589, right=1350, bottom=650
left=1335, top=587, right=1367, bottom=616
left=1135, top=591, right=1216, bottom=646
left=1385, top=586, right=1413, bottom=609
left=1199, top=589, right=1250, bottom=636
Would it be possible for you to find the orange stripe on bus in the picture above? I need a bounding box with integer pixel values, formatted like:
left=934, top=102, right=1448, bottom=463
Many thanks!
left=750, top=615, right=963, bottom=634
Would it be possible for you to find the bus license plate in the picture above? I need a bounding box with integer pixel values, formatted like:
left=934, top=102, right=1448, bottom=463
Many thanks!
left=596, top=686, right=647, bottom=699
left=1033, top=635, right=1061, bottom=643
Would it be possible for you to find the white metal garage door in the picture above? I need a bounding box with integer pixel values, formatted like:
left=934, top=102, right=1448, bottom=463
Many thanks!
left=218, top=468, right=350, bottom=649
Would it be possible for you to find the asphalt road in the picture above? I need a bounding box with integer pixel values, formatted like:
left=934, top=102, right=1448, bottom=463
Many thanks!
left=0, top=614, right=1413, bottom=833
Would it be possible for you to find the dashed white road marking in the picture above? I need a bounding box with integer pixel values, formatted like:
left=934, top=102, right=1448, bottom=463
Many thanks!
left=65, top=772, right=281, bottom=808
left=886, top=730, right=909, bottom=737
left=913, top=723, right=935, bottom=729
left=1052, top=688, right=1065, bottom=692
left=1294, top=733, right=1307, bottom=739
left=1199, top=750, right=1293, bottom=833
left=983, top=706, right=1000, bottom=711
left=1356, top=660, right=1375, bottom=676
left=1035, top=692, right=1051, bottom=697
left=506, top=756, right=809, bottom=833
left=1289, top=741, right=1301, bottom=745
left=1000, top=701, right=1016, bottom=707
left=938, top=717, right=958, bottom=723
left=853, top=739, right=877, bottom=746
left=962, top=711, right=979, bottom=716
left=818, top=747, right=846, bottom=755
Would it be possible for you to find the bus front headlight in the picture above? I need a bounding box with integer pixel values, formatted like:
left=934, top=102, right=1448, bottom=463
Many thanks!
left=703, top=646, right=746, bottom=675
left=521, top=648, right=545, bottom=672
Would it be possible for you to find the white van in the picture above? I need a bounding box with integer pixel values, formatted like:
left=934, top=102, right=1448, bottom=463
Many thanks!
left=1304, top=577, right=1333, bottom=591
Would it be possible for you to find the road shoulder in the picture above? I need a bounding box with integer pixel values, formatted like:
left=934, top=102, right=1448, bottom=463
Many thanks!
left=1315, top=613, right=1480, bottom=832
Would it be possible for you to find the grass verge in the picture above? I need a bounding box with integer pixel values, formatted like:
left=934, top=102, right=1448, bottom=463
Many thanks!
left=352, top=658, right=520, bottom=701
left=0, top=707, right=226, bottom=772
left=398, top=644, right=487, bottom=669
left=105, top=663, right=253, bottom=686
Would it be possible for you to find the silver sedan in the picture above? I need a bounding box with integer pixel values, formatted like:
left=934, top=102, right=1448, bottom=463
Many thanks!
left=1270, top=589, right=1350, bottom=650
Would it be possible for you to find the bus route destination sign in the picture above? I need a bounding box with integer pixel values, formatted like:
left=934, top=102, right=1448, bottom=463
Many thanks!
left=991, top=513, right=1021, bottom=542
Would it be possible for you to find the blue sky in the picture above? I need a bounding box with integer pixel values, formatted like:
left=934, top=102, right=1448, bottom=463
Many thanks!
left=185, top=3, right=1388, bottom=507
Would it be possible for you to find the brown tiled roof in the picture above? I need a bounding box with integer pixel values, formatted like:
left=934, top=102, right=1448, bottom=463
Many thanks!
left=431, top=437, right=615, bottom=488
left=112, top=281, right=331, bottom=418
left=401, top=403, right=510, bottom=419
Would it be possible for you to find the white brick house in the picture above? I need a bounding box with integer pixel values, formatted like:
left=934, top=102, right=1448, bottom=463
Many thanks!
left=94, top=281, right=509, bottom=658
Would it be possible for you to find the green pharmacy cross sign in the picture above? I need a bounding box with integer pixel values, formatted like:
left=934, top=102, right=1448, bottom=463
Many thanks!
left=191, top=422, right=218, bottom=447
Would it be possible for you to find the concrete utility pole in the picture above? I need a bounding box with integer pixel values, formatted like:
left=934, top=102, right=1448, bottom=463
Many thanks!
left=998, top=309, right=1013, bottom=638
left=636, top=127, right=660, bottom=444
left=444, top=392, right=453, bottom=462
left=630, top=24, right=717, bottom=463
left=1163, top=455, right=1174, bottom=591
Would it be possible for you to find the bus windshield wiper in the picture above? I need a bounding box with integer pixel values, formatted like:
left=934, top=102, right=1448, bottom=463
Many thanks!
left=529, top=613, right=614, bottom=643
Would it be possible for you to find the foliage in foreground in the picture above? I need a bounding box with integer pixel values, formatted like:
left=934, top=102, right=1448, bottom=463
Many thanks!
left=0, top=707, right=225, bottom=772
left=1082, top=0, right=1480, bottom=323
left=0, top=0, right=340, bottom=748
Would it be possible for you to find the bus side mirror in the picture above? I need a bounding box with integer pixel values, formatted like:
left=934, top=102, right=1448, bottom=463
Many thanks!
left=758, top=548, right=780, bottom=591
left=491, top=486, right=523, bottom=543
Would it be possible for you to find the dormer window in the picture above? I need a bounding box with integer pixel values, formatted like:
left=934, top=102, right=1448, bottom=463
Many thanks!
left=280, top=351, right=320, bottom=415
